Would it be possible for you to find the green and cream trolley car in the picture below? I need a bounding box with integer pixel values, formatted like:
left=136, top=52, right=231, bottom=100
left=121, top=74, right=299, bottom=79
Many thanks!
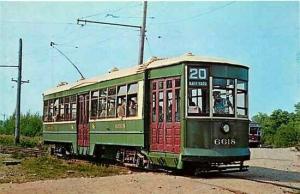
left=43, top=53, right=250, bottom=172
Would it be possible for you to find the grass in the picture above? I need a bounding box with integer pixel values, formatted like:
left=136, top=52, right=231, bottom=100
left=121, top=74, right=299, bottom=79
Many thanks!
left=0, top=134, right=127, bottom=183
left=0, top=154, right=127, bottom=184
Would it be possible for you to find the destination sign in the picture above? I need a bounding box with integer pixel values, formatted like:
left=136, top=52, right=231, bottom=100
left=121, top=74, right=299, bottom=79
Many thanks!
left=189, top=81, right=207, bottom=86
left=188, top=67, right=208, bottom=87
left=189, top=67, right=207, bottom=80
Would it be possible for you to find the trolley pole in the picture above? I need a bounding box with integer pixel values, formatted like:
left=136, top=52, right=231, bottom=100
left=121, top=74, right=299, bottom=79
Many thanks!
left=138, top=1, right=147, bottom=65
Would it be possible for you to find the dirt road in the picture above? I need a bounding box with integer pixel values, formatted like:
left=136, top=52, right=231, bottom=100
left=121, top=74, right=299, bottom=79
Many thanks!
left=0, top=148, right=299, bottom=194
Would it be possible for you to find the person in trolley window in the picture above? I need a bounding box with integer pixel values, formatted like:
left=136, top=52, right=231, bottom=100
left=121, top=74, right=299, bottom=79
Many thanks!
left=128, top=98, right=137, bottom=116
left=213, top=91, right=233, bottom=114
left=117, top=99, right=126, bottom=118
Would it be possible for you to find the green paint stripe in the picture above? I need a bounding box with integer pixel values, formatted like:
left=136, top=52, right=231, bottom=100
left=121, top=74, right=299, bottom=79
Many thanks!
left=148, top=151, right=179, bottom=158
left=93, top=142, right=142, bottom=146
left=44, top=140, right=73, bottom=143
left=43, top=131, right=77, bottom=134
left=90, top=131, right=143, bottom=134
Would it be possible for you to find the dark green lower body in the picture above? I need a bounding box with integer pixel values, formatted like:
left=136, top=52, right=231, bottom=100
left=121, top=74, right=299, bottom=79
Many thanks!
left=147, top=147, right=250, bottom=170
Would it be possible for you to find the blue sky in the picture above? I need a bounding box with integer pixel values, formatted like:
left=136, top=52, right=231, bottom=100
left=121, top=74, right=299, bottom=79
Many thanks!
left=0, top=1, right=299, bottom=119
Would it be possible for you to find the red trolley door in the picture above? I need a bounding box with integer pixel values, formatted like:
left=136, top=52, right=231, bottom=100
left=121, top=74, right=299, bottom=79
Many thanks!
left=150, top=77, right=181, bottom=153
left=77, top=94, right=90, bottom=147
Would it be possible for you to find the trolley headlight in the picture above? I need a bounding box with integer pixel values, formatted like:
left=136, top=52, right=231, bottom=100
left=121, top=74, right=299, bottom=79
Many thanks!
left=221, top=123, right=230, bottom=134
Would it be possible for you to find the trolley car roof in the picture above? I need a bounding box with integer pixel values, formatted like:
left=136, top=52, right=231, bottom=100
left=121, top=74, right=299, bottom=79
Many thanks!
left=43, top=53, right=248, bottom=96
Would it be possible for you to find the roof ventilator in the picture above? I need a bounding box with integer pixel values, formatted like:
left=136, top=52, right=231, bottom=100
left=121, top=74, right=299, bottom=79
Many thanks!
left=109, top=67, right=119, bottom=73
left=57, top=81, right=68, bottom=87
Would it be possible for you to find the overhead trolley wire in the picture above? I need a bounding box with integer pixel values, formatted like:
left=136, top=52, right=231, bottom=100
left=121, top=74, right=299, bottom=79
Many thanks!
left=79, top=3, right=142, bottom=20
left=150, top=1, right=236, bottom=25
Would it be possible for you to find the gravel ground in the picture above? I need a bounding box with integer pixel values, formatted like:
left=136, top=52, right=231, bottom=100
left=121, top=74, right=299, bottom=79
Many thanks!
left=0, top=148, right=299, bottom=194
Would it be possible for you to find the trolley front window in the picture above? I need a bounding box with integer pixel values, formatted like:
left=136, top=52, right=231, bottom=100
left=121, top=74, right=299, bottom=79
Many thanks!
left=237, top=80, right=248, bottom=117
left=212, top=78, right=234, bottom=117
left=185, top=64, right=248, bottom=118
left=187, top=66, right=209, bottom=116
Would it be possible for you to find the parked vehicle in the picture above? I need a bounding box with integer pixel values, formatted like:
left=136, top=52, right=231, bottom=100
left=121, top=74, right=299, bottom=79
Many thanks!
left=249, top=121, right=261, bottom=147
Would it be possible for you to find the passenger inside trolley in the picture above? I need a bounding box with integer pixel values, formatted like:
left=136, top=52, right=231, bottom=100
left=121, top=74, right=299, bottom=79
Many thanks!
left=213, top=91, right=234, bottom=114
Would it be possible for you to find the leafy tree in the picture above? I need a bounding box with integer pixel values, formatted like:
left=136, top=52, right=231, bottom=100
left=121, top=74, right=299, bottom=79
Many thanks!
left=273, top=121, right=300, bottom=147
left=0, top=112, right=42, bottom=137
left=252, top=102, right=300, bottom=147
left=269, top=109, right=290, bottom=129
left=295, top=102, right=300, bottom=114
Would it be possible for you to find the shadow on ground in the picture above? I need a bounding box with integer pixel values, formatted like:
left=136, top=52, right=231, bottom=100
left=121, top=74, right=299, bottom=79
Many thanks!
left=228, top=166, right=300, bottom=183
left=172, top=166, right=300, bottom=184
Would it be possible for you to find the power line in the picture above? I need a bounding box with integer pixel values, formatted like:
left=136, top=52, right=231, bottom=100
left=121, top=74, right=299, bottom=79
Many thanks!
left=145, top=36, right=154, bottom=57
left=77, top=2, right=147, bottom=65
left=150, top=1, right=236, bottom=25
left=79, top=3, right=142, bottom=20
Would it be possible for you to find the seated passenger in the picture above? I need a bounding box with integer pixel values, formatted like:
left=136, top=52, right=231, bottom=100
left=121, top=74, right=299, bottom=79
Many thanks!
left=128, top=99, right=137, bottom=116
left=188, top=100, right=201, bottom=113
left=213, top=91, right=225, bottom=114
left=99, top=109, right=107, bottom=118
left=117, top=99, right=126, bottom=118
left=108, top=102, right=116, bottom=116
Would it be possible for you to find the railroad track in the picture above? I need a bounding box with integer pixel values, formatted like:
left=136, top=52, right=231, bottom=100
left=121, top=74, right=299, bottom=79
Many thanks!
left=0, top=145, right=47, bottom=157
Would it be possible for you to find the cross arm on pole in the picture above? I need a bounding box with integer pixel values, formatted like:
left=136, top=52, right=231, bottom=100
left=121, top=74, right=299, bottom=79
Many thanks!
left=0, top=65, right=18, bottom=68
left=77, top=19, right=142, bottom=29
left=11, top=78, right=29, bottom=84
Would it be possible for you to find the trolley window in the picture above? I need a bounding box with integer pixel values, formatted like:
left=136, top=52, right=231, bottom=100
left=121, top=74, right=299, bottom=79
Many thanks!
left=95, top=82, right=138, bottom=119
left=64, top=96, right=70, bottom=121
left=91, top=91, right=99, bottom=119
left=70, top=95, right=77, bottom=121
left=43, top=95, right=76, bottom=122
left=237, top=80, right=248, bottom=117
left=127, top=83, right=138, bottom=117
left=59, top=98, right=64, bottom=121
left=43, top=100, right=49, bottom=122
left=107, top=87, right=117, bottom=117
left=212, top=78, right=234, bottom=117
left=53, top=99, right=59, bottom=122
left=98, top=88, right=107, bottom=118
left=187, top=66, right=209, bottom=116
left=117, top=85, right=126, bottom=118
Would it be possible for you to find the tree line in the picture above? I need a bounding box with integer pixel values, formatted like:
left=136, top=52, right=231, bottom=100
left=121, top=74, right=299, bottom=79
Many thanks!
left=252, top=102, right=300, bottom=147
left=0, top=112, right=42, bottom=137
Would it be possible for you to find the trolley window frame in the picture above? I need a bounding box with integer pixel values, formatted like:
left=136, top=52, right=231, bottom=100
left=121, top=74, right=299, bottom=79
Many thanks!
left=186, top=65, right=210, bottom=117
left=185, top=64, right=249, bottom=120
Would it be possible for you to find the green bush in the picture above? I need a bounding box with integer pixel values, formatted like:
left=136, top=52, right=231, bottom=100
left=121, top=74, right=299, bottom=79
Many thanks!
left=0, top=112, right=42, bottom=137
left=253, top=102, right=300, bottom=147
left=273, top=122, right=300, bottom=147
left=0, top=134, right=42, bottom=148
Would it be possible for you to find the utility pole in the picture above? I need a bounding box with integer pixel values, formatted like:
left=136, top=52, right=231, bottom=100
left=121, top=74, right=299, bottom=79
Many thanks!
left=77, top=1, right=148, bottom=65
left=14, top=38, right=22, bottom=144
left=138, top=1, right=147, bottom=65
left=0, top=38, right=29, bottom=145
